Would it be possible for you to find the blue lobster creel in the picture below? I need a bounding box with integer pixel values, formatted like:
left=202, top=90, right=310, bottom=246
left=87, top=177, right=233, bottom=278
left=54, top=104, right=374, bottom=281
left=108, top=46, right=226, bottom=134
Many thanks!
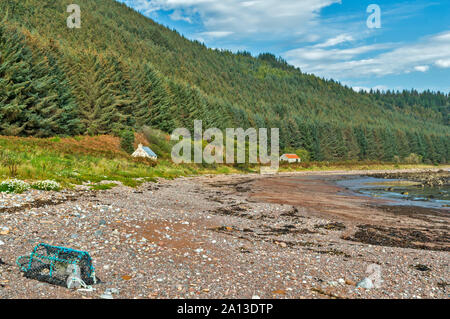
left=17, top=243, right=97, bottom=287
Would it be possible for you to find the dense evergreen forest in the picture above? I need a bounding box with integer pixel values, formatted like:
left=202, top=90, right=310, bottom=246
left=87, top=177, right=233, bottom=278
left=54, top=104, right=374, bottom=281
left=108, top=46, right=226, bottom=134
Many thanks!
left=0, top=0, right=449, bottom=163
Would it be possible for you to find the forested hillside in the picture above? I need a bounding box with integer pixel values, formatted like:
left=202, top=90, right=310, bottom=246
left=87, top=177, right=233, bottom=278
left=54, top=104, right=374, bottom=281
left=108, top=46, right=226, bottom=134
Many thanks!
left=0, top=0, right=449, bottom=163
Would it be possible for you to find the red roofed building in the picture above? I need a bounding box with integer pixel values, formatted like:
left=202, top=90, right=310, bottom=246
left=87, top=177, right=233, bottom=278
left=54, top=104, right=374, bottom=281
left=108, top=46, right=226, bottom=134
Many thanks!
left=280, top=154, right=301, bottom=163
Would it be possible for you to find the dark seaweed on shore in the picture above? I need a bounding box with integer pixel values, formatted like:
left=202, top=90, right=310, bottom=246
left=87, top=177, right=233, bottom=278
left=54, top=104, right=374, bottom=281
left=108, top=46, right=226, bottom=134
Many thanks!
left=343, top=224, right=450, bottom=252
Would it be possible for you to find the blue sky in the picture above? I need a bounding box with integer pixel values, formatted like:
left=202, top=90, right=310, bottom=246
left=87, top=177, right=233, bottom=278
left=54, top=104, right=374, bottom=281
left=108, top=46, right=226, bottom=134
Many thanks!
left=117, top=0, right=450, bottom=92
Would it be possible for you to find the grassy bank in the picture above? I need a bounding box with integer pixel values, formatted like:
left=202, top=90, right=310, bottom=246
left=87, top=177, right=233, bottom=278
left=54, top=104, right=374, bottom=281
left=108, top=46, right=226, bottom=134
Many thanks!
left=0, top=134, right=242, bottom=189
left=0, top=133, right=447, bottom=192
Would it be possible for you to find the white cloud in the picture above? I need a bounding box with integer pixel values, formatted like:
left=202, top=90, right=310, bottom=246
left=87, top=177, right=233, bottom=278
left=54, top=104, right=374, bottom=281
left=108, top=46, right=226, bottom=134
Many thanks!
left=286, top=43, right=390, bottom=62
left=285, top=31, right=450, bottom=78
left=197, top=31, right=234, bottom=38
left=314, top=34, right=354, bottom=48
left=435, top=59, right=450, bottom=68
left=170, top=10, right=193, bottom=23
left=120, top=0, right=342, bottom=39
left=414, top=65, right=429, bottom=72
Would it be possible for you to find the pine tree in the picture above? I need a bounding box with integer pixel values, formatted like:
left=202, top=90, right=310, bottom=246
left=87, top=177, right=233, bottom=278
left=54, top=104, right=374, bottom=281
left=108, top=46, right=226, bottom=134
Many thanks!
left=133, top=64, right=174, bottom=132
left=105, top=55, right=135, bottom=129
left=0, top=23, right=79, bottom=137
left=67, top=52, right=126, bottom=135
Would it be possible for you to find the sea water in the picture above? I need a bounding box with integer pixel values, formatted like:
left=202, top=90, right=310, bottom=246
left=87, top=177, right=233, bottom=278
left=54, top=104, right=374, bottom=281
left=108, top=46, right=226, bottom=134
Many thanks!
left=336, top=176, right=449, bottom=210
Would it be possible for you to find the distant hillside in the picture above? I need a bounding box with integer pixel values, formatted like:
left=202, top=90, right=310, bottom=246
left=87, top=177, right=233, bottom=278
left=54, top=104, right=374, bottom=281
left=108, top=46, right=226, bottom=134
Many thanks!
left=0, top=0, right=449, bottom=163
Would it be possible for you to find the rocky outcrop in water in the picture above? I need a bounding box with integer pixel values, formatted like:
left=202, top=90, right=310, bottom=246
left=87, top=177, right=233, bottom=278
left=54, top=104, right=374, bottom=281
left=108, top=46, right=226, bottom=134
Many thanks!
left=369, top=170, right=449, bottom=187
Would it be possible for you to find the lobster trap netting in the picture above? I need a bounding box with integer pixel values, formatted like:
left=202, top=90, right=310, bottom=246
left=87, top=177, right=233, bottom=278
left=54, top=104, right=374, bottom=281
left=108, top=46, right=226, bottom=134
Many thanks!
left=17, top=243, right=97, bottom=288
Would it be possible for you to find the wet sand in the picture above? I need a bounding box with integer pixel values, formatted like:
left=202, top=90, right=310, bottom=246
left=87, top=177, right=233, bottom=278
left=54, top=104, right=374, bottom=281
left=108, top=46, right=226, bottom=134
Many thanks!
left=247, top=173, right=449, bottom=251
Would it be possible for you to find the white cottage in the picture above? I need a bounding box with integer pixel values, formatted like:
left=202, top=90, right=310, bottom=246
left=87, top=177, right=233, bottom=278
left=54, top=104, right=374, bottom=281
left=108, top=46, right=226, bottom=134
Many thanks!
left=280, top=154, right=301, bottom=163
left=132, top=144, right=158, bottom=160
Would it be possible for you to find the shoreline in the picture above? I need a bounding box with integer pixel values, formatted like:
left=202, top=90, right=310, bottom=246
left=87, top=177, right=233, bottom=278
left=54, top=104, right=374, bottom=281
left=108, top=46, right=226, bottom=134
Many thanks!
left=0, top=170, right=448, bottom=299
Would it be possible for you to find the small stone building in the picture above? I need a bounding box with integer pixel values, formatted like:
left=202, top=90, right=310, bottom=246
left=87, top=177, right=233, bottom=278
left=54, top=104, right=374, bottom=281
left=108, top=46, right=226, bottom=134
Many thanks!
left=132, top=144, right=158, bottom=160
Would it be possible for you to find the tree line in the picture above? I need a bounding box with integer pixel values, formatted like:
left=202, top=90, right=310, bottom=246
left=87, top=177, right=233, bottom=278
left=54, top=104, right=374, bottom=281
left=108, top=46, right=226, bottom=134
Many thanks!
left=0, top=0, right=448, bottom=163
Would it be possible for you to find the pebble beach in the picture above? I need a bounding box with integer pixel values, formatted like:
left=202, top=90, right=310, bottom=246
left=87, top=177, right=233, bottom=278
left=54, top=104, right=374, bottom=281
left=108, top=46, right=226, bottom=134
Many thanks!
left=0, top=170, right=448, bottom=299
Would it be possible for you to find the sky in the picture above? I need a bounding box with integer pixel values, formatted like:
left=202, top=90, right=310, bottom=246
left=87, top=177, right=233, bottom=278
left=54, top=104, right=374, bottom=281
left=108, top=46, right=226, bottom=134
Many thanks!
left=116, top=0, right=450, bottom=93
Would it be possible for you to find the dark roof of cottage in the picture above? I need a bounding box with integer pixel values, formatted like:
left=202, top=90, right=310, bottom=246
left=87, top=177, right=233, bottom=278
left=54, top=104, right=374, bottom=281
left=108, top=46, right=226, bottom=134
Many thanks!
left=142, top=146, right=157, bottom=158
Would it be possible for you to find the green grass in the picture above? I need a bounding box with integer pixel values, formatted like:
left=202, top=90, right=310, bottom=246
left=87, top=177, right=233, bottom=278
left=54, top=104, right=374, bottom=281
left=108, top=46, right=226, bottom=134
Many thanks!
left=0, top=134, right=248, bottom=190
left=89, top=183, right=118, bottom=191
